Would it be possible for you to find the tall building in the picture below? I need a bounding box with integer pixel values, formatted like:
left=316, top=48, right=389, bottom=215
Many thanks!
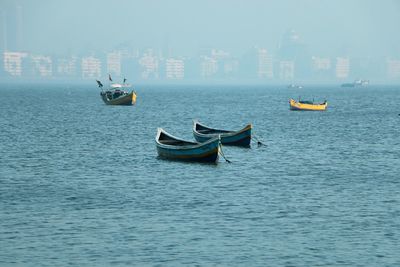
left=258, top=48, right=273, bottom=79
left=203, top=49, right=239, bottom=79
left=278, top=30, right=301, bottom=59
left=138, top=49, right=159, bottom=80
left=3, top=51, right=27, bottom=76
left=165, top=58, right=184, bottom=80
left=211, top=49, right=229, bottom=60
left=312, top=56, right=331, bottom=71
left=31, top=55, right=52, bottom=77
left=279, top=60, right=295, bottom=80
left=311, top=56, right=332, bottom=81
left=107, top=51, right=121, bottom=77
left=222, top=59, right=239, bottom=77
left=387, top=59, right=400, bottom=79
left=335, top=57, right=350, bottom=79
left=278, top=30, right=311, bottom=79
left=57, top=57, right=78, bottom=77
left=82, top=56, right=102, bottom=79
left=200, top=56, right=218, bottom=78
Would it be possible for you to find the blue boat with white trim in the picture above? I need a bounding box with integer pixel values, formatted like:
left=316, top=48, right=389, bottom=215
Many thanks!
left=156, top=128, right=220, bottom=163
left=193, top=120, right=252, bottom=147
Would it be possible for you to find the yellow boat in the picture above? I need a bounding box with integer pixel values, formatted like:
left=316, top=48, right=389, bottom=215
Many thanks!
left=289, top=99, right=327, bottom=111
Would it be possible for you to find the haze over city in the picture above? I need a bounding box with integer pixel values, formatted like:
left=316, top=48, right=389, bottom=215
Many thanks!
left=1, top=0, right=400, bottom=83
left=1, top=2, right=400, bottom=266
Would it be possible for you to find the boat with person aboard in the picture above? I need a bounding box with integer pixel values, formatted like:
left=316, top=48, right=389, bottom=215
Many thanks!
left=96, top=75, right=137, bottom=105
left=156, top=128, right=220, bottom=163
left=193, top=120, right=252, bottom=147
left=289, top=98, right=328, bottom=111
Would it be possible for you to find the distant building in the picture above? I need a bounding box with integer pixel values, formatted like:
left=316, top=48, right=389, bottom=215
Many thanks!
left=107, top=51, right=121, bottom=77
left=279, top=60, right=294, bottom=80
left=200, top=49, right=239, bottom=79
left=138, top=49, right=159, bottom=79
left=82, top=56, right=101, bottom=79
left=211, top=49, right=229, bottom=60
left=165, top=58, right=184, bottom=80
left=56, top=56, right=78, bottom=77
left=335, top=57, right=350, bottom=79
left=200, top=56, right=218, bottom=78
left=3, top=51, right=27, bottom=76
left=222, top=59, right=239, bottom=77
left=312, top=56, right=331, bottom=71
left=278, top=30, right=301, bottom=60
left=31, top=55, right=52, bottom=77
left=278, top=30, right=311, bottom=79
left=310, top=56, right=332, bottom=81
left=258, top=48, right=273, bottom=79
left=387, top=59, right=400, bottom=79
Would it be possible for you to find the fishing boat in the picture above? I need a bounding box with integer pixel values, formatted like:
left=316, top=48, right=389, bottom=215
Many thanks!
left=288, top=84, right=303, bottom=89
left=96, top=76, right=137, bottom=105
left=341, top=79, right=369, bottom=87
left=193, top=120, right=252, bottom=147
left=100, top=89, right=136, bottom=105
left=156, top=128, right=220, bottom=163
left=289, top=98, right=327, bottom=111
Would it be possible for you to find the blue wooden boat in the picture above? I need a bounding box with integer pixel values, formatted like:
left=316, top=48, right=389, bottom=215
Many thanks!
left=193, top=120, right=252, bottom=147
left=156, top=128, right=220, bottom=163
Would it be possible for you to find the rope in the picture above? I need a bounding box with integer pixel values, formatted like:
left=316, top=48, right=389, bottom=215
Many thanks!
left=252, top=134, right=265, bottom=147
left=218, top=143, right=231, bottom=163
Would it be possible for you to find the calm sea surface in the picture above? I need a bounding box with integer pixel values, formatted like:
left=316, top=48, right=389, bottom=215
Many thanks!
left=0, top=84, right=399, bottom=266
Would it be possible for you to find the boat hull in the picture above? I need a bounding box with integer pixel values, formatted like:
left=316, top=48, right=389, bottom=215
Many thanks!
left=193, top=122, right=252, bottom=147
left=156, top=129, right=220, bottom=163
left=156, top=145, right=219, bottom=162
left=289, top=99, right=327, bottom=111
left=101, top=91, right=137, bottom=105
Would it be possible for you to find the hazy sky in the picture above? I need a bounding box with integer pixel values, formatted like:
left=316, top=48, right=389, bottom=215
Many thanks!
left=2, top=0, right=400, bottom=57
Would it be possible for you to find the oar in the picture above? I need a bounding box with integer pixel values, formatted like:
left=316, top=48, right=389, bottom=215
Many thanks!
left=218, top=143, right=231, bottom=163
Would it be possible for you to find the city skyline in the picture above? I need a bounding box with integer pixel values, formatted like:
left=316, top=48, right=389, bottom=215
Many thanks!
left=1, top=0, right=400, bottom=83
left=2, top=0, right=400, bottom=56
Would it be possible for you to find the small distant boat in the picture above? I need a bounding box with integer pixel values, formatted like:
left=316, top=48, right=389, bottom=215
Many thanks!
left=193, top=120, right=252, bottom=147
left=97, top=76, right=137, bottom=105
left=341, top=79, right=369, bottom=87
left=289, top=98, right=327, bottom=111
left=288, top=84, right=303, bottom=89
left=156, top=128, right=220, bottom=163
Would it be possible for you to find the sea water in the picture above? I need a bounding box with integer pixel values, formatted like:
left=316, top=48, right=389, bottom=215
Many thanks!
left=0, top=84, right=399, bottom=266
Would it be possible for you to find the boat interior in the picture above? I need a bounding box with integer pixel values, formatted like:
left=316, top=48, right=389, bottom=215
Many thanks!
left=102, top=89, right=128, bottom=100
left=158, top=131, right=197, bottom=146
left=297, top=100, right=326, bottom=105
left=195, top=123, right=231, bottom=134
left=298, top=100, right=314, bottom=104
